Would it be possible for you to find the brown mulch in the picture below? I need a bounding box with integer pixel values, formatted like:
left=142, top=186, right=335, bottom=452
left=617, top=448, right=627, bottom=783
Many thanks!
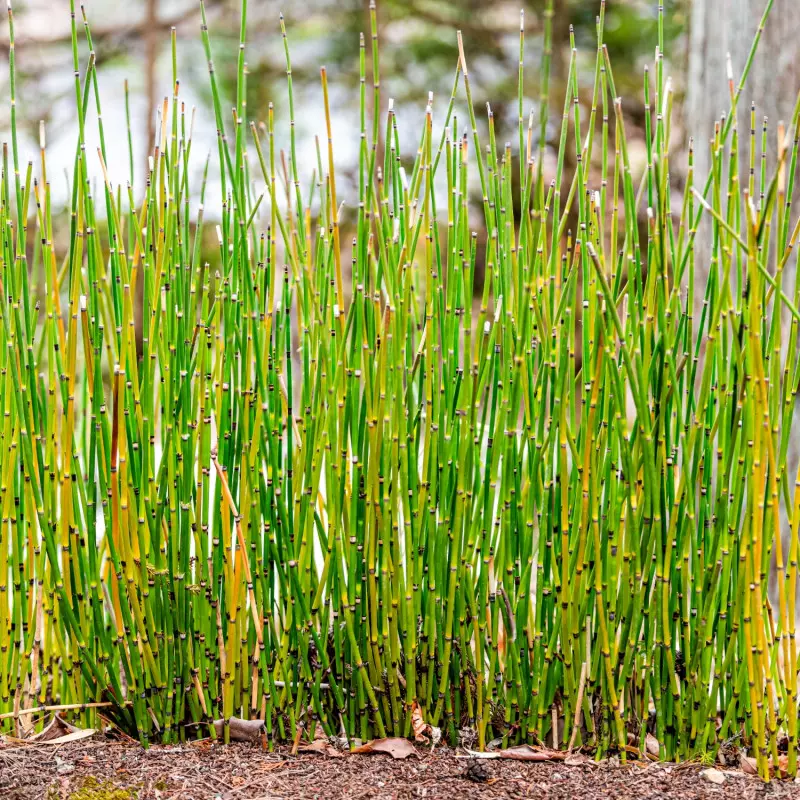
left=2, top=737, right=800, bottom=800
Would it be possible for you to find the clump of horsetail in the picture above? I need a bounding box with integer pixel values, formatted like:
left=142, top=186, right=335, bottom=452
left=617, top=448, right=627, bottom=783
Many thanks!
left=0, top=0, right=799, bottom=780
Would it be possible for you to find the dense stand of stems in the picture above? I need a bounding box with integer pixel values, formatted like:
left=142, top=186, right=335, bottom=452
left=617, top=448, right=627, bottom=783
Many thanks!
left=1, top=0, right=799, bottom=779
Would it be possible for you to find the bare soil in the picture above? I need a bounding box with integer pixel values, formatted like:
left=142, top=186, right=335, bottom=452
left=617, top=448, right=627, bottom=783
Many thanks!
left=3, top=737, right=800, bottom=800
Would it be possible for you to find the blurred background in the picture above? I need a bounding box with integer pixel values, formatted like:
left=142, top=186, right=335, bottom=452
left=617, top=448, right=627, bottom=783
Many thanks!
left=0, top=0, right=674, bottom=208
left=0, top=0, right=795, bottom=219
left=0, top=0, right=797, bottom=391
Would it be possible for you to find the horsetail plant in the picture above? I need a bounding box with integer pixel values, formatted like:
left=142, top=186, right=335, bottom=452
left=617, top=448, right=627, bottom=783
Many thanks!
left=1, top=0, right=800, bottom=782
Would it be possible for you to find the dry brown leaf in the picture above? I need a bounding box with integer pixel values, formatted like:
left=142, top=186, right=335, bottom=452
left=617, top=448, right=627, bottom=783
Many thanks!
left=38, top=729, right=97, bottom=745
left=498, top=745, right=563, bottom=762
left=564, top=753, right=595, bottom=766
left=290, top=723, right=303, bottom=755
left=299, top=725, right=344, bottom=758
left=771, top=754, right=789, bottom=778
left=740, top=755, right=758, bottom=775
left=353, top=737, right=418, bottom=759
left=299, top=739, right=345, bottom=758
left=212, top=717, right=266, bottom=743
left=30, top=714, right=80, bottom=742
left=25, top=714, right=95, bottom=745
left=462, top=746, right=563, bottom=762
left=411, top=702, right=432, bottom=743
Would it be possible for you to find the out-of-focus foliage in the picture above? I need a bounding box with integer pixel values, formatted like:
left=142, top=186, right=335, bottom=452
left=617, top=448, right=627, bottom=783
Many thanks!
left=1, top=0, right=687, bottom=207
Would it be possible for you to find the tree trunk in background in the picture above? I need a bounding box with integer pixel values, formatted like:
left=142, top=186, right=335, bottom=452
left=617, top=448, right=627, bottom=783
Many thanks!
left=687, top=0, right=800, bottom=182
left=688, top=0, right=800, bottom=611
left=686, top=0, right=800, bottom=273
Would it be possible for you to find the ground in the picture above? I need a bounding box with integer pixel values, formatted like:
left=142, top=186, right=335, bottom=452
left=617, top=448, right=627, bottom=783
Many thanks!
left=3, top=737, right=800, bottom=800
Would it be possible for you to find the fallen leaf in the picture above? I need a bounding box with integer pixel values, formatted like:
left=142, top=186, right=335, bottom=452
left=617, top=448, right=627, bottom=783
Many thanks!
left=299, top=727, right=345, bottom=758
left=409, top=702, right=442, bottom=746
left=771, top=754, right=789, bottom=778
left=290, top=723, right=303, bottom=755
left=740, top=755, right=758, bottom=775
left=461, top=746, right=563, bottom=762
left=40, top=729, right=97, bottom=745
left=411, top=702, right=431, bottom=743
left=645, top=733, right=660, bottom=758
left=30, top=714, right=82, bottom=742
left=499, top=745, right=563, bottom=762
left=564, top=753, right=595, bottom=766
left=353, top=737, right=418, bottom=759
left=212, top=717, right=266, bottom=743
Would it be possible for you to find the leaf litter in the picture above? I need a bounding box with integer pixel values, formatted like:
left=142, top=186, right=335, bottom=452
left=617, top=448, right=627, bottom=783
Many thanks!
left=2, top=738, right=798, bottom=800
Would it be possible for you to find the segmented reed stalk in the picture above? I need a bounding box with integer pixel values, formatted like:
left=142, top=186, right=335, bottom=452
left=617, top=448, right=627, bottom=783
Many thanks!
left=0, top=0, right=799, bottom=780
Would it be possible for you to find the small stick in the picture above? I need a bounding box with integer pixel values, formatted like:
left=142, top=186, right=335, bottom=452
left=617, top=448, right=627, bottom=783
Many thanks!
left=568, top=663, right=588, bottom=752
left=0, top=701, right=130, bottom=720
